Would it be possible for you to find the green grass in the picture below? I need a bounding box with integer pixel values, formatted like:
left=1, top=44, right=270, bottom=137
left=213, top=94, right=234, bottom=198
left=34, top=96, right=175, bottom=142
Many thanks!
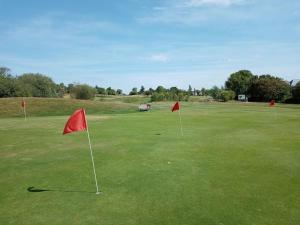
left=95, top=95, right=151, bottom=104
left=0, top=97, right=137, bottom=118
left=0, top=99, right=300, bottom=225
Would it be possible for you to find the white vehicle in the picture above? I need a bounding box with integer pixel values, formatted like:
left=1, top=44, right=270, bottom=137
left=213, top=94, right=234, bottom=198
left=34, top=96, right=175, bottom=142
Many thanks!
left=138, top=104, right=151, bottom=111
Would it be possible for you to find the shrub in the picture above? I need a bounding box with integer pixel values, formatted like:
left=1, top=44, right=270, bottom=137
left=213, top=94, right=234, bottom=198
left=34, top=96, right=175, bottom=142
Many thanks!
left=151, top=92, right=165, bottom=101
left=219, top=90, right=236, bottom=102
left=70, top=84, right=96, bottom=100
left=17, top=73, right=59, bottom=97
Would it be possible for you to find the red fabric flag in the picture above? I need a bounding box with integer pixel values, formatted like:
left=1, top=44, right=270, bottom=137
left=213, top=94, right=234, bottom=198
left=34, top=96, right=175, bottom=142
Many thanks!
left=63, top=108, right=87, bottom=135
left=21, top=100, right=26, bottom=108
left=172, top=101, right=180, bottom=112
left=269, top=100, right=275, bottom=107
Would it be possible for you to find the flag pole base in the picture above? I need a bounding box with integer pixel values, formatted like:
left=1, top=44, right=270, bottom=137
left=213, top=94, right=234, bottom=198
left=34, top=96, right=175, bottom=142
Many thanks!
left=96, top=192, right=101, bottom=195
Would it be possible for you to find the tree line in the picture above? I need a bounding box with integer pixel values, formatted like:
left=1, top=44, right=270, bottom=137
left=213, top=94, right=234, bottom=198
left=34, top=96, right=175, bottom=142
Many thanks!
left=0, top=67, right=62, bottom=98
left=1, top=66, right=299, bottom=103
left=225, top=70, right=300, bottom=103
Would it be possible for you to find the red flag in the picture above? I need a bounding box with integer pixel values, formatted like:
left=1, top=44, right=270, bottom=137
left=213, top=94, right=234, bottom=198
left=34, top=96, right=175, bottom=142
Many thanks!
left=63, top=108, right=87, bottom=135
left=269, top=100, right=275, bottom=107
left=21, top=100, right=26, bottom=108
left=172, top=101, right=180, bottom=112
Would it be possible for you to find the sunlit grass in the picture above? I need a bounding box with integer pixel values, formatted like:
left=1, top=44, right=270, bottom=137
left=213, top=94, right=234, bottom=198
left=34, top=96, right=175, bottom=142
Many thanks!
left=0, top=101, right=299, bottom=225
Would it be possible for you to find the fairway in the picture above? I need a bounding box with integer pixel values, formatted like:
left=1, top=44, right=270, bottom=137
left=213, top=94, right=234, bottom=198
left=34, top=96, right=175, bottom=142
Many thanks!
left=1, top=102, right=300, bottom=225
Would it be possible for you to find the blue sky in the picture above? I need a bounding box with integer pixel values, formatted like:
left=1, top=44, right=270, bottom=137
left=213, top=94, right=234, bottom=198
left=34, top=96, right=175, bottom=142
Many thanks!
left=0, top=0, right=299, bottom=93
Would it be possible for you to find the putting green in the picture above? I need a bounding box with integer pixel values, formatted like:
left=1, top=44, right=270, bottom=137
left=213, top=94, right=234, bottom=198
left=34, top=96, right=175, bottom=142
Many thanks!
left=0, top=102, right=299, bottom=225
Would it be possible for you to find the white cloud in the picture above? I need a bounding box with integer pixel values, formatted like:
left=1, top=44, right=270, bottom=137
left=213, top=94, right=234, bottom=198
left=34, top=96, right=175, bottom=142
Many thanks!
left=149, top=53, right=170, bottom=62
left=138, top=0, right=251, bottom=24
left=184, top=0, right=245, bottom=7
left=153, top=6, right=167, bottom=11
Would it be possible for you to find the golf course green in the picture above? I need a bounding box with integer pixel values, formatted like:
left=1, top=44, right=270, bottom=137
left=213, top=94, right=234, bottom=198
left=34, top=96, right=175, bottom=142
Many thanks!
left=0, top=98, right=299, bottom=225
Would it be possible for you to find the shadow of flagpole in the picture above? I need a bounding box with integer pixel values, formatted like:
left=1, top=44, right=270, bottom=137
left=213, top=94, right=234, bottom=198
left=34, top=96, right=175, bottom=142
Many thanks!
left=27, top=186, right=95, bottom=194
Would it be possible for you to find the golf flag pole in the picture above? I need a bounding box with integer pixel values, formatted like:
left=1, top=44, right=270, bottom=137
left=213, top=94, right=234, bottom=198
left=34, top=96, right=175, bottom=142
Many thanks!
left=178, top=107, right=183, bottom=137
left=21, top=98, right=27, bottom=121
left=63, top=108, right=100, bottom=194
left=84, top=111, right=100, bottom=195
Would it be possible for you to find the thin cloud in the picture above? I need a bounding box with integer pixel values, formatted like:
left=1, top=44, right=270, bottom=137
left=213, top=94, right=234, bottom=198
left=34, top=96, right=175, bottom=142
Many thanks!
left=149, top=53, right=170, bottom=62
left=184, top=0, right=245, bottom=7
left=138, top=0, right=251, bottom=24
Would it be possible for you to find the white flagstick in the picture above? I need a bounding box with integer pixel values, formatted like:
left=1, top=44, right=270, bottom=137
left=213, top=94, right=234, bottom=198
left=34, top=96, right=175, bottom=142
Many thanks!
left=85, top=115, right=100, bottom=194
left=178, top=108, right=183, bottom=136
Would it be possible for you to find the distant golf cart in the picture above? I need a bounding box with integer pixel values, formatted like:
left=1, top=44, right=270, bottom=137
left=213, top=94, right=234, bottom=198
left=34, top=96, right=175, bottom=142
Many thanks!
left=138, top=104, right=151, bottom=111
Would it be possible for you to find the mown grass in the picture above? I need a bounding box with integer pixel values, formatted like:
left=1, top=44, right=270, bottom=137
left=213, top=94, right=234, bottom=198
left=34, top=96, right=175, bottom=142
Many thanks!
left=0, top=99, right=299, bottom=225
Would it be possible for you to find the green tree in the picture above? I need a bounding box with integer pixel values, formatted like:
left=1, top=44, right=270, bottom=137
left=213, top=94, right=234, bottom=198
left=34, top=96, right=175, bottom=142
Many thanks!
left=116, top=89, right=123, bottom=95
left=288, top=82, right=300, bottom=103
left=139, top=86, right=145, bottom=94
left=225, top=70, right=254, bottom=98
left=129, top=87, right=138, bottom=95
left=56, top=83, right=66, bottom=97
left=70, top=84, right=96, bottom=100
left=67, top=84, right=74, bottom=93
left=292, top=82, right=300, bottom=98
left=17, top=73, right=58, bottom=97
left=207, top=86, right=221, bottom=99
left=0, top=67, right=10, bottom=76
left=144, top=88, right=154, bottom=96
left=201, top=88, right=208, bottom=96
left=144, top=90, right=151, bottom=96
left=95, top=86, right=106, bottom=95
left=106, top=87, right=116, bottom=95
left=0, top=67, right=20, bottom=97
left=170, top=87, right=179, bottom=95
left=151, top=92, right=165, bottom=101
left=188, top=85, right=193, bottom=96
left=248, top=75, right=291, bottom=102
left=156, top=86, right=166, bottom=93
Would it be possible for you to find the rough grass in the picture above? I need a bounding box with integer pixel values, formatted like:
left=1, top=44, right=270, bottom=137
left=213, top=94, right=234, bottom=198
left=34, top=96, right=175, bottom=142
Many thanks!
left=0, top=101, right=300, bottom=225
left=0, top=97, right=137, bottom=118
left=95, top=95, right=151, bottom=104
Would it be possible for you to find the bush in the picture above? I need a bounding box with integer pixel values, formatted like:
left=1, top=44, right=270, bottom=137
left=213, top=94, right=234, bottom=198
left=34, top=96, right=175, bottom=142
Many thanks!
left=151, top=92, right=165, bottom=101
left=70, top=84, right=96, bottom=100
left=0, top=73, right=20, bottom=97
left=0, top=69, right=59, bottom=98
left=219, top=90, right=236, bottom=102
left=17, top=73, right=59, bottom=97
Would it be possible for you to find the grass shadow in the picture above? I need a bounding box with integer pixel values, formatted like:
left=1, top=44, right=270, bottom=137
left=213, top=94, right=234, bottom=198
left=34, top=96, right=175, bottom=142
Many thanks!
left=27, top=186, right=95, bottom=194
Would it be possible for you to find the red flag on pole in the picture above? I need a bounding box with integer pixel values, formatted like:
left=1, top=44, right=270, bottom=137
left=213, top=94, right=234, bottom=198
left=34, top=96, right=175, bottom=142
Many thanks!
left=172, top=101, right=180, bottom=112
left=269, top=100, right=275, bottom=107
left=21, top=99, right=26, bottom=108
left=62, top=108, right=100, bottom=194
left=171, top=101, right=183, bottom=136
left=63, top=108, right=87, bottom=135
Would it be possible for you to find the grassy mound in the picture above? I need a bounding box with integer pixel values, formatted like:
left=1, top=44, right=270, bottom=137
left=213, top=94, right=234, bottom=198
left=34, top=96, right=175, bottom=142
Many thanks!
left=95, top=95, right=151, bottom=103
left=0, top=97, right=137, bottom=118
